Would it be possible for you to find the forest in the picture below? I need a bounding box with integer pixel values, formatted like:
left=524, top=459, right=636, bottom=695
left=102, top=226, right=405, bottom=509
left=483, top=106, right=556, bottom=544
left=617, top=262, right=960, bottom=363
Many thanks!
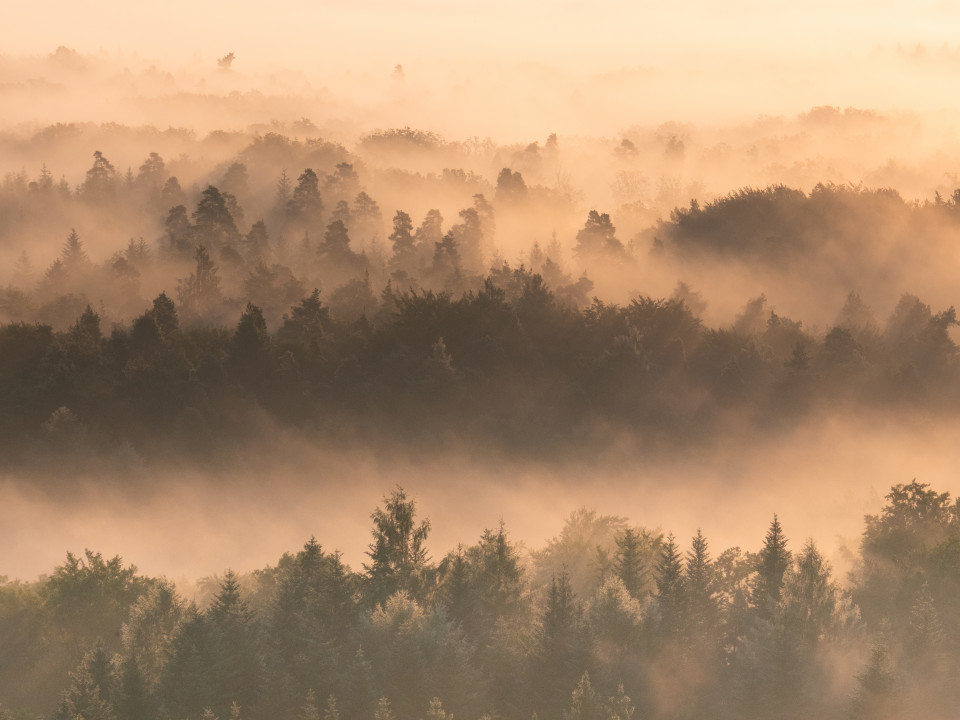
left=4, top=36, right=960, bottom=720
left=3, top=129, right=960, bottom=467
left=1, top=482, right=958, bottom=720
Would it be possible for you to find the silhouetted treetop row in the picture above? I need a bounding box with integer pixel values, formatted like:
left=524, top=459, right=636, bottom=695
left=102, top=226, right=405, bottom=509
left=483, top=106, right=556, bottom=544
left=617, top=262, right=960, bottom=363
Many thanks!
left=2, top=482, right=960, bottom=720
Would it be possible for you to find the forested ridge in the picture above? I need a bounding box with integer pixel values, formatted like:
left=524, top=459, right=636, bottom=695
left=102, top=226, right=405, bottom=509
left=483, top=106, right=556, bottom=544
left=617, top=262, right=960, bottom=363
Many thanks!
left=3, top=144, right=960, bottom=463
left=2, top=483, right=959, bottom=720
left=2, top=271, right=960, bottom=465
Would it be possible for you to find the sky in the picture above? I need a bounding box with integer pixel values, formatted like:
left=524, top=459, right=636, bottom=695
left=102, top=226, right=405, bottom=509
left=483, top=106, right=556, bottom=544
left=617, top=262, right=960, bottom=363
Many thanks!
left=3, top=0, right=960, bottom=139
left=4, top=1, right=960, bottom=69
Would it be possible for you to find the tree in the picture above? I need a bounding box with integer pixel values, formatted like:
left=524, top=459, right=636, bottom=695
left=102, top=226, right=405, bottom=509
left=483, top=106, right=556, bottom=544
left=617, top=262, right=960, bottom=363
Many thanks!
left=495, top=168, right=527, bottom=203
left=243, top=220, right=270, bottom=262
left=781, top=540, right=836, bottom=649
left=192, top=185, right=240, bottom=252
left=534, top=570, right=590, bottom=718
left=373, top=696, right=394, bottom=720
left=318, top=219, right=366, bottom=281
left=684, top=529, right=718, bottom=639
left=278, top=289, right=329, bottom=351
left=230, top=303, right=272, bottom=385
left=206, top=572, right=263, bottom=718
left=43, top=550, right=153, bottom=651
left=855, top=481, right=957, bottom=627
left=160, top=177, right=187, bottom=210
left=289, top=169, right=324, bottom=236
left=388, top=210, right=416, bottom=276
left=114, top=654, right=155, bottom=720
left=136, top=152, right=166, bottom=192
left=61, top=228, right=90, bottom=273
left=83, top=150, right=117, bottom=202
left=452, top=208, right=483, bottom=271
left=322, top=694, right=340, bottom=720
left=364, top=486, right=432, bottom=606
left=265, top=538, right=356, bottom=717
left=165, top=205, right=193, bottom=257
left=177, top=245, right=223, bottom=319
left=614, top=528, right=652, bottom=601
left=53, top=645, right=116, bottom=720
left=473, top=523, right=525, bottom=637
left=654, top=533, right=685, bottom=637
left=565, top=672, right=602, bottom=720
left=850, top=632, right=898, bottom=720
left=574, top=211, right=625, bottom=264
left=353, top=191, right=383, bottom=241
left=753, top=515, right=791, bottom=615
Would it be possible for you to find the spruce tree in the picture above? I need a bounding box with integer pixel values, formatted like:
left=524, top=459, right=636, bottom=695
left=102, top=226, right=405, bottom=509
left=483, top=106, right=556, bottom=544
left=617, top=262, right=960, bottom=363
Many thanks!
left=684, top=529, right=717, bottom=638
left=655, top=533, right=685, bottom=637
left=753, top=514, right=791, bottom=615
left=614, top=528, right=648, bottom=600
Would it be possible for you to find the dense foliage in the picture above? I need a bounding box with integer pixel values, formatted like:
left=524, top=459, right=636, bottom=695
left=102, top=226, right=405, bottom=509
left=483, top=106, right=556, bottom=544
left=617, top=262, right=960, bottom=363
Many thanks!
left=2, top=483, right=959, bottom=720
left=2, top=144, right=960, bottom=463
left=1, top=272, right=958, bottom=465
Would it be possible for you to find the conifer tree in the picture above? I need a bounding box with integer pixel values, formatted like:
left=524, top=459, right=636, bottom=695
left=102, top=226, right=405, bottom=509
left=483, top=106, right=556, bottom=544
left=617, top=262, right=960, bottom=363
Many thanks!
left=364, top=486, right=432, bottom=606
left=373, top=696, right=394, bottom=720
left=753, top=514, right=791, bottom=615
left=565, top=672, right=602, bottom=720
left=114, top=654, right=155, bottom=720
left=614, top=528, right=648, bottom=600
left=684, top=529, right=717, bottom=638
left=655, top=533, right=685, bottom=636
left=322, top=694, right=340, bottom=720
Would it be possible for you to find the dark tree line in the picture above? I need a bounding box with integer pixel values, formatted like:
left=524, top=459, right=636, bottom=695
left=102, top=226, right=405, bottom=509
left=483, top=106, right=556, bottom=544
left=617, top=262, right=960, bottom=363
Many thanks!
left=2, top=482, right=960, bottom=720
left=1, top=265, right=959, bottom=466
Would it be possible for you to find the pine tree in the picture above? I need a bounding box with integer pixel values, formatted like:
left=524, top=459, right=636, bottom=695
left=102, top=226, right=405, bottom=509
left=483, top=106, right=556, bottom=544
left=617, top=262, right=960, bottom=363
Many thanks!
left=851, top=632, right=898, bottom=720
left=114, top=654, right=155, bottom=720
left=438, top=546, right=474, bottom=630
left=62, top=228, right=90, bottom=272
left=684, top=529, right=717, bottom=639
left=373, top=696, right=394, bottom=720
left=54, top=644, right=116, bottom=720
left=84, top=150, right=117, bottom=202
left=564, top=672, right=602, bottom=720
left=322, top=694, right=340, bottom=720
left=781, top=539, right=835, bottom=649
left=425, top=697, right=450, bottom=720
left=177, top=244, right=223, bottom=318
left=192, top=185, right=240, bottom=251
left=605, top=683, right=634, bottom=720
left=655, top=533, right=685, bottom=637
left=614, top=528, right=649, bottom=600
left=388, top=210, right=416, bottom=274
left=243, top=220, right=270, bottom=262
left=206, top=572, right=262, bottom=719
left=474, top=522, right=525, bottom=636
left=753, top=514, right=791, bottom=615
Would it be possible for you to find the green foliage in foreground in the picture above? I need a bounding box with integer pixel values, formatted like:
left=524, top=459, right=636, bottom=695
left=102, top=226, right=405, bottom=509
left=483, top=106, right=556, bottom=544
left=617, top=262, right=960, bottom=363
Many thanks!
left=3, top=482, right=960, bottom=720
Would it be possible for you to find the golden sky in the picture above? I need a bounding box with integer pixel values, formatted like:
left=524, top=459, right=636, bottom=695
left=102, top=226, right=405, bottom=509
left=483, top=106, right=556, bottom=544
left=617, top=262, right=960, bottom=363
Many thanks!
left=4, top=0, right=959, bottom=68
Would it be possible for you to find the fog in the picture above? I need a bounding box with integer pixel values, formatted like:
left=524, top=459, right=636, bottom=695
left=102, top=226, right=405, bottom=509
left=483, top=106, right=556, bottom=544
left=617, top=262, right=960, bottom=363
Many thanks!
left=3, top=5, right=960, bottom=718
left=2, top=407, right=958, bottom=584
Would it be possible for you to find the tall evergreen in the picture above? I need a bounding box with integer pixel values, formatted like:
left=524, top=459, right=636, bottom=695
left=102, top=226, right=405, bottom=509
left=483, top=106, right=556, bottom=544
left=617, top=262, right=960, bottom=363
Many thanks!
left=613, top=528, right=650, bottom=601
left=655, top=533, right=685, bottom=637
left=206, top=572, right=263, bottom=719
left=752, top=515, right=791, bottom=615
left=684, top=529, right=717, bottom=639
left=364, top=486, right=432, bottom=607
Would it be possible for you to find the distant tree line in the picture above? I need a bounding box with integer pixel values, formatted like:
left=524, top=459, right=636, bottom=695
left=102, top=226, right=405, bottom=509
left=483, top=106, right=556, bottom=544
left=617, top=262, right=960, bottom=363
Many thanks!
left=1, top=482, right=959, bottom=720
